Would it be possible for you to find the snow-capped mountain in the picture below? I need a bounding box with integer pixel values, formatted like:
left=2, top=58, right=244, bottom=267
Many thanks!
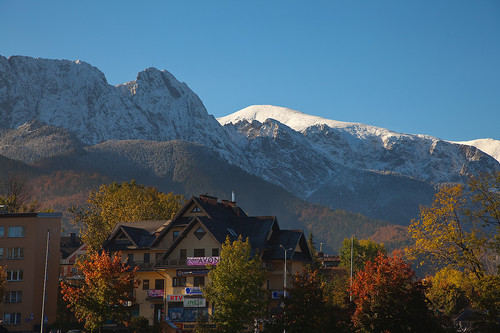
left=219, top=105, right=499, bottom=185
left=0, top=55, right=243, bottom=164
left=218, top=105, right=499, bottom=223
left=452, top=138, right=500, bottom=164
left=1, top=56, right=498, bottom=225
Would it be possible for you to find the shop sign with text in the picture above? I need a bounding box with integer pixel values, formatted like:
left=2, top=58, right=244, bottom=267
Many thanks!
left=184, top=287, right=203, bottom=295
left=166, top=295, right=184, bottom=302
left=186, top=256, right=220, bottom=266
left=183, top=298, right=206, bottom=307
left=147, top=289, right=164, bottom=298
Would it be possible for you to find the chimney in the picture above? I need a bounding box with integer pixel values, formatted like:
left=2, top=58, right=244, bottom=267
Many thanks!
left=231, top=190, right=236, bottom=203
left=70, top=233, right=76, bottom=247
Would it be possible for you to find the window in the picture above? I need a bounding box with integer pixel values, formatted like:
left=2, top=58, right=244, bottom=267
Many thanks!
left=6, top=270, right=23, bottom=281
left=173, top=230, right=180, bottom=240
left=172, top=276, right=186, bottom=287
left=71, top=267, right=78, bottom=275
left=143, top=253, right=150, bottom=264
left=193, top=248, right=205, bottom=257
left=155, top=279, right=164, bottom=290
left=4, top=291, right=22, bottom=303
left=156, top=252, right=163, bottom=261
left=3, top=313, right=21, bottom=325
left=127, top=253, right=134, bottom=263
left=194, top=227, right=206, bottom=240
left=226, top=228, right=237, bottom=237
left=7, top=248, right=24, bottom=259
left=180, top=249, right=187, bottom=259
left=212, top=248, right=219, bottom=256
left=193, top=276, right=205, bottom=287
left=0, top=248, right=3, bottom=259
left=0, top=227, right=4, bottom=237
left=192, top=206, right=201, bottom=213
left=143, top=279, right=150, bottom=290
left=8, top=227, right=25, bottom=238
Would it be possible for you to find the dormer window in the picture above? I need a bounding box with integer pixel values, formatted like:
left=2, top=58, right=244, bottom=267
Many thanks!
left=192, top=206, right=201, bottom=213
left=194, top=227, right=206, bottom=240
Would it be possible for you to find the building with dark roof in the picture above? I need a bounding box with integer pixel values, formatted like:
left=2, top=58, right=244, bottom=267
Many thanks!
left=102, top=195, right=313, bottom=328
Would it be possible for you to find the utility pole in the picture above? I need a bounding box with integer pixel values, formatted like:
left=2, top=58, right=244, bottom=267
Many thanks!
left=280, top=244, right=293, bottom=333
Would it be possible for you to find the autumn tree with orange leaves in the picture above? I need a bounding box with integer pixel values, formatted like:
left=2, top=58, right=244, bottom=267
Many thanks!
left=60, top=251, right=140, bottom=332
left=350, top=252, right=440, bottom=333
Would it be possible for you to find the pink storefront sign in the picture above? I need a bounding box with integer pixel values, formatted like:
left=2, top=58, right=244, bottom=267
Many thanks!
left=147, top=289, right=164, bottom=298
left=186, top=256, right=220, bottom=266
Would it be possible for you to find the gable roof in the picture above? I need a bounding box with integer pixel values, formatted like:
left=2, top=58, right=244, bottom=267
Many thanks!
left=153, top=195, right=313, bottom=267
left=103, top=220, right=169, bottom=251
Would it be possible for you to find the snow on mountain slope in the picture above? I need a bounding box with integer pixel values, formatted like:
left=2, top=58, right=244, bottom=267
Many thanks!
left=452, top=138, right=500, bottom=163
left=219, top=105, right=500, bottom=189
left=0, top=55, right=244, bottom=165
left=1, top=57, right=498, bottom=225
left=218, top=105, right=434, bottom=142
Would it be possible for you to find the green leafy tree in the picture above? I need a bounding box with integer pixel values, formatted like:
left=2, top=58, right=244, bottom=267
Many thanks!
left=69, top=180, right=185, bottom=251
left=339, top=237, right=386, bottom=273
left=408, top=174, right=500, bottom=330
left=350, top=252, right=440, bottom=333
left=60, top=251, right=140, bottom=332
left=472, top=275, right=500, bottom=330
left=322, top=268, right=352, bottom=311
left=426, top=267, right=471, bottom=317
left=468, top=172, right=500, bottom=263
left=203, top=236, right=268, bottom=333
left=271, top=268, right=352, bottom=333
left=407, top=184, right=492, bottom=278
left=130, top=316, right=150, bottom=333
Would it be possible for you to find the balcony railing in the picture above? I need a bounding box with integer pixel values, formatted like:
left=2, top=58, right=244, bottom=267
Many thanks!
left=159, top=258, right=188, bottom=267
left=128, top=261, right=155, bottom=270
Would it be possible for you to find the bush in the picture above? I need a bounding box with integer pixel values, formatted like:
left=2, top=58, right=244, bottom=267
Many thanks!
left=130, top=316, right=149, bottom=333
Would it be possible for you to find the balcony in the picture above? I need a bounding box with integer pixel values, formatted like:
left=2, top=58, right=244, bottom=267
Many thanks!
left=128, top=261, right=155, bottom=270
left=157, top=258, right=188, bottom=268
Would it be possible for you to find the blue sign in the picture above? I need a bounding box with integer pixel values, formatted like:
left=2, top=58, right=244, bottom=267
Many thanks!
left=185, top=287, right=203, bottom=295
left=271, top=291, right=284, bottom=299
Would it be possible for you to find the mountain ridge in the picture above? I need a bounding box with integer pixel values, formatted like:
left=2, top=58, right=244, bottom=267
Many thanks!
left=1, top=55, right=498, bottom=228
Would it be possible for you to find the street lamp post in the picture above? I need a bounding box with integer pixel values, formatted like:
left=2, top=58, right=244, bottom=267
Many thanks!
left=280, top=244, right=293, bottom=333
left=40, top=229, right=50, bottom=333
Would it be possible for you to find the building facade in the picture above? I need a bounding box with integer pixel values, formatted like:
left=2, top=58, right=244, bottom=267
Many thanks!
left=102, top=195, right=313, bottom=330
left=0, top=211, right=62, bottom=332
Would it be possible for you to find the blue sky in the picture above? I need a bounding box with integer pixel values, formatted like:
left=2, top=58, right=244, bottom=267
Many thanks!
left=1, top=0, right=499, bottom=141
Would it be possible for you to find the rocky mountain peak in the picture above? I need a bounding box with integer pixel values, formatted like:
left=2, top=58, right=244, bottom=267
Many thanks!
left=0, top=56, right=235, bottom=156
